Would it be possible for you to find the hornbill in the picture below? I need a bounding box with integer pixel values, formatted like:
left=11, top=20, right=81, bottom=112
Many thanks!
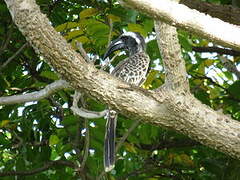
left=103, top=32, right=150, bottom=172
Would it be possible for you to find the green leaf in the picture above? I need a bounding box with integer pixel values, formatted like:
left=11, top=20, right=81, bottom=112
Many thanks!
left=62, top=115, right=78, bottom=126
left=143, top=19, right=153, bottom=34
left=40, top=71, right=59, bottom=80
left=74, top=36, right=90, bottom=44
left=0, top=120, right=10, bottom=128
left=209, top=87, right=221, bottom=99
left=49, top=135, right=60, bottom=146
left=146, top=40, right=160, bottom=60
left=0, top=134, right=10, bottom=146
left=64, top=30, right=84, bottom=40
left=107, top=14, right=121, bottom=22
left=55, top=22, right=80, bottom=32
left=143, top=69, right=159, bottom=89
left=178, top=31, right=192, bottom=51
left=228, top=80, right=240, bottom=99
left=87, top=23, right=109, bottom=36
left=80, top=8, right=98, bottom=19
left=197, top=62, right=205, bottom=75
left=128, top=24, right=146, bottom=37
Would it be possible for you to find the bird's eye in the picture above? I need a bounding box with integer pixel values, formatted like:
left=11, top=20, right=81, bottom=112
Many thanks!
left=121, top=36, right=127, bottom=41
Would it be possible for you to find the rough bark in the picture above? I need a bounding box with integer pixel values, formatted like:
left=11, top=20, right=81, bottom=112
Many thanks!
left=118, top=0, right=240, bottom=51
left=154, top=21, right=189, bottom=92
left=3, top=0, right=240, bottom=159
left=181, top=0, right=240, bottom=25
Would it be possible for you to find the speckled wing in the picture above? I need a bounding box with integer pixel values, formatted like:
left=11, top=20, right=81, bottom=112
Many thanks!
left=111, top=52, right=150, bottom=86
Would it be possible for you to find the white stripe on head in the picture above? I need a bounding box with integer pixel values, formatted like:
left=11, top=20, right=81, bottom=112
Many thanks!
left=114, top=40, right=123, bottom=45
left=121, top=32, right=141, bottom=44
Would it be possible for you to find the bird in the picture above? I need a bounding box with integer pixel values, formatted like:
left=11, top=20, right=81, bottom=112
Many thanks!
left=103, top=32, right=150, bottom=172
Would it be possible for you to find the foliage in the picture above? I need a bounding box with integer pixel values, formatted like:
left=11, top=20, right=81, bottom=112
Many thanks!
left=0, top=0, right=240, bottom=179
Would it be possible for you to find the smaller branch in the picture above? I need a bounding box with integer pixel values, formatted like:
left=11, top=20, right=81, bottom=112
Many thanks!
left=191, top=73, right=227, bottom=90
left=0, top=160, right=77, bottom=177
left=0, top=22, right=13, bottom=56
left=0, top=43, right=28, bottom=72
left=12, top=131, right=24, bottom=148
left=48, top=0, right=62, bottom=14
left=0, top=80, right=70, bottom=105
left=12, top=140, right=49, bottom=149
left=219, top=56, right=240, bottom=80
left=22, top=57, right=52, bottom=84
left=75, top=41, right=98, bottom=65
left=116, top=120, right=140, bottom=151
left=191, top=73, right=240, bottom=103
left=79, top=96, right=90, bottom=171
left=75, top=41, right=91, bottom=63
left=139, top=139, right=199, bottom=150
left=107, top=18, right=113, bottom=48
left=80, top=118, right=89, bottom=170
left=73, top=120, right=82, bottom=160
left=70, top=91, right=107, bottom=119
left=192, top=46, right=240, bottom=56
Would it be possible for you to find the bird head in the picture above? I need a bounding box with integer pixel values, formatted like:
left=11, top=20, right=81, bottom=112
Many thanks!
left=103, top=32, right=146, bottom=59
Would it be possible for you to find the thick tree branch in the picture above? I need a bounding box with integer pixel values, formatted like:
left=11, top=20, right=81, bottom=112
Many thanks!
left=4, top=0, right=240, bottom=160
left=180, top=0, right=240, bottom=26
left=154, top=20, right=189, bottom=92
left=0, top=80, right=70, bottom=105
left=118, top=0, right=240, bottom=51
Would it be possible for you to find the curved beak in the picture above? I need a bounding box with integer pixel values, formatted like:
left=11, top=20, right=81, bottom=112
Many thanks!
left=103, top=38, right=126, bottom=59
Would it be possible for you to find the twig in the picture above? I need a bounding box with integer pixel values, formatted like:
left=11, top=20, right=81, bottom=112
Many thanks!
left=0, top=43, right=28, bottom=72
left=71, top=91, right=107, bottom=119
left=139, top=139, right=199, bottom=150
left=0, top=80, right=70, bottom=105
left=116, top=120, right=140, bottom=151
left=190, top=73, right=240, bottom=102
left=75, top=41, right=98, bottom=65
left=80, top=118, right=89, bottom=170
left=107, top=18, right=113, bottom=48
left=73, top=120, right=81, bottom=160
left=192, top=46, right=240, bottom=56
left=48, top=0, right=62, bottom=14
left=0, top=160, right=77, bottom=177
left=12, top=131, right=24, bottom=148
left=0, top=22, right=13, bottom=56
left=79, top=95, right=90, bottom=171
left=75, top=41, right=91, bottom=62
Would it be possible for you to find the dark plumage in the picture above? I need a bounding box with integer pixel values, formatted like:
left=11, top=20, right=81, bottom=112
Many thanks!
left=103, top=32, right=150, bottom=172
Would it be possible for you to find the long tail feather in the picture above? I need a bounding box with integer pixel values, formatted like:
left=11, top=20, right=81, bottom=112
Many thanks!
left=104, top=110, right=117, bottom=172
